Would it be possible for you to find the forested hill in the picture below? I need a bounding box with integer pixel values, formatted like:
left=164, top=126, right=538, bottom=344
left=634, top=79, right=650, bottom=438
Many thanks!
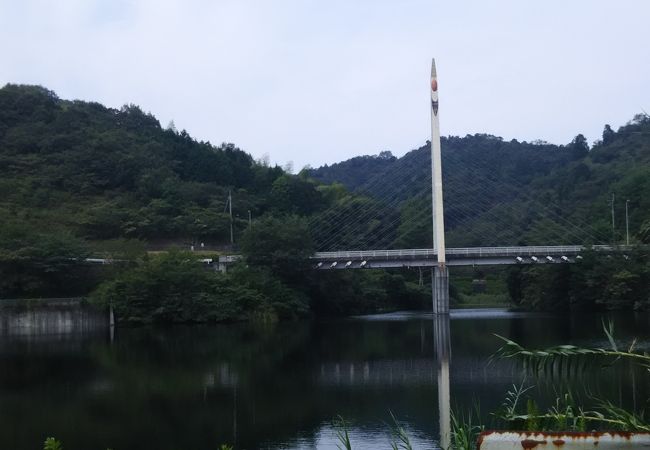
left=308, top=150, right=397, bottom=191
left=308, top=117, right=650, bottom=248
left=2, top=83, right=648, bottom=253
left=309, top=136, right=573, bottom=193
left=0, top=84, right=305, bottom=245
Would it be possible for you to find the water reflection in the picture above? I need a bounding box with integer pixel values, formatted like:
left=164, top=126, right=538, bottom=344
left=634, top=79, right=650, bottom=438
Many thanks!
left=434, top=315, right=451, bottom=450
left=0, top=309, right=648, bottom=449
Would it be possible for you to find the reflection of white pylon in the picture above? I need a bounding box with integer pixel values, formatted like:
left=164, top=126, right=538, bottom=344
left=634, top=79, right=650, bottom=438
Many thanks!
left=431, top=58, right=449, bottom=315
left=434, top=315, right=451, bottom=450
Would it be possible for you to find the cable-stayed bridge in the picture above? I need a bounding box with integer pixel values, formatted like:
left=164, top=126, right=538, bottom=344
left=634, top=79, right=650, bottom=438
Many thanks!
left=305, top=59, right=624, bottom=314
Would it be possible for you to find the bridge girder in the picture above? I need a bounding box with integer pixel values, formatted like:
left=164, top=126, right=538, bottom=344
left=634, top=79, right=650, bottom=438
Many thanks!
left=310, top=245, right=630, bottom=270
left=313, top=256, right=577, bottom=269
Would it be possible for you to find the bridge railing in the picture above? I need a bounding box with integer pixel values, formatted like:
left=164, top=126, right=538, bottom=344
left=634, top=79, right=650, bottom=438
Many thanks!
left=312, top=245, right=623, bottom=260
left=448, top=246, right=584, bottom=257
left=314, top=249, right=436, bottom=259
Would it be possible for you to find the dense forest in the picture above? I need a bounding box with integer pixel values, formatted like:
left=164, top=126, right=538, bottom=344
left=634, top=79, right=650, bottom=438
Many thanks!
left=1, top=84, right=648, bottom=318
left=0, top=84, right=288, bottom=243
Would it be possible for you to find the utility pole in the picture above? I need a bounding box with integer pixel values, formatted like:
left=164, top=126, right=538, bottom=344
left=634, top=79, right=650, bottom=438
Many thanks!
left=610, top=193, right=615, bottom=244
left=224, top=190, right=234, bottom=245
left=229, top=190, right=234, bottom=245
left=625, top=199, right=630, bottom=246
left=248, top=210, right=252, bottom=229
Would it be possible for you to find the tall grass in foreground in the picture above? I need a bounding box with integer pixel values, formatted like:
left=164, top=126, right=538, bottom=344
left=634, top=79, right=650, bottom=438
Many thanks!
left=493, top=320, right=650, bottom=375
left=333, top=415, right=352, bottom=450
left=333, top=413, right=415, bottom=450
left=490, top=320, right=650, bottom=432
left=388, top=411, right=414, bottom=450
left=451, top=407, right=484, bottom=450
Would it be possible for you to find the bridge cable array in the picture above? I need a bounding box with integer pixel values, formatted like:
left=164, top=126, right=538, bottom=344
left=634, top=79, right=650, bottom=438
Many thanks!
left=310, top=154, right=430, bottom=249
left=390, top=148, right=607, bottom=249
left=310, top=143, right=610, bottom=251
left=441, top=146, right=610, bottom=243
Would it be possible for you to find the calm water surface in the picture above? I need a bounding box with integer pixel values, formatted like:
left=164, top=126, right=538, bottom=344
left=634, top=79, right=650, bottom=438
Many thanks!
left=1, top=308, right=649, bottom=449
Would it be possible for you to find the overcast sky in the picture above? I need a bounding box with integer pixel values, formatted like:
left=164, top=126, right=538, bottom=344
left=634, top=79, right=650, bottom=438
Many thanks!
left=1, top=0, right=649, bottom=169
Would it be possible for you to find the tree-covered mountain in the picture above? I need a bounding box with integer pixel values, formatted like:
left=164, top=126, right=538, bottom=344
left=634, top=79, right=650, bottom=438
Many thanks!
left=0, top=84, right=291, bottom=244
left=308, top=150, right=397, bottom=191
left=308, top=118, right=650, bottom=249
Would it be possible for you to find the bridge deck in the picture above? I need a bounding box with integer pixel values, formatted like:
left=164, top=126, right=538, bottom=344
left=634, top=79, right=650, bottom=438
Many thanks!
left=311, top=245, right=628, bottom=268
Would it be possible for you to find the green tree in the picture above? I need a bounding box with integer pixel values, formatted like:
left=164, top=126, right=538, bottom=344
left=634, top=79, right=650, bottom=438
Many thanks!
left=90, top=251, right=267, bottom=324
left=0, top=223, right=94, bottom=297
left=568, top=134, right=589, bottom=159
left=240, top=215, right=315, bottom=280
left=269, top=175, right=324, bottom=215
left=602, top=124, right=615, bottom=145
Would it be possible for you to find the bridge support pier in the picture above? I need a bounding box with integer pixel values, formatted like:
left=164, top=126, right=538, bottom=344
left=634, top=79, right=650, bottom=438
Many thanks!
left=432, top=266, right=449, bottom=315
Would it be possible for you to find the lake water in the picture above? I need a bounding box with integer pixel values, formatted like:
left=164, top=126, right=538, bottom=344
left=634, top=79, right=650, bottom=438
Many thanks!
left=1, top=308, right=648, bottom=449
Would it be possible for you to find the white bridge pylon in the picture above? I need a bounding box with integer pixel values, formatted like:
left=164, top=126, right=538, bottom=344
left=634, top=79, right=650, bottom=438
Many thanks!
left=430, top=58, right=449, bottom=314
left=430, top=58, right=446, bottom=268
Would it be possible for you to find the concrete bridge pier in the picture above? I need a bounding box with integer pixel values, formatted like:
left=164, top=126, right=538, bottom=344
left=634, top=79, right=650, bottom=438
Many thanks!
left=432, top=266, right=449, bottom=315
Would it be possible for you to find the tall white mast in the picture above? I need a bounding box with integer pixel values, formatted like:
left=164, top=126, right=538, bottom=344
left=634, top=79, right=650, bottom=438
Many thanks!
left=430, top=59, right=446, bottom=265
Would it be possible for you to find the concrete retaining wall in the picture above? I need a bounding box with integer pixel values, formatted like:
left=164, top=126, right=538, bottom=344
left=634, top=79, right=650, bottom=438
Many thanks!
left=0, top=298, right=107, bottom=336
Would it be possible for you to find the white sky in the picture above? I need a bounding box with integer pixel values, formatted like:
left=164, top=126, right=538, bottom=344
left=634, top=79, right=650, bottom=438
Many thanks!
left=1, top=0, right=649, bottom=170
